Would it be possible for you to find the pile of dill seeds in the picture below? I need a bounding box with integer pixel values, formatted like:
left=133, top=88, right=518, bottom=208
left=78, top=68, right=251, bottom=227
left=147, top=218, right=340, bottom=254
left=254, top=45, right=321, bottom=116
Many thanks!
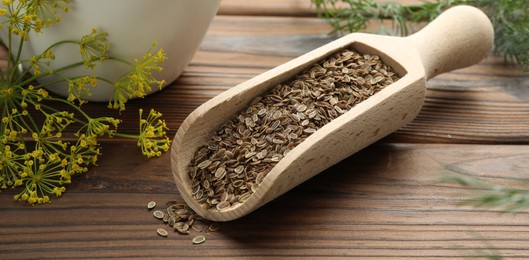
left=149, top=200, right=219, bottom=243
left=188, top=47, right=400, bottom=210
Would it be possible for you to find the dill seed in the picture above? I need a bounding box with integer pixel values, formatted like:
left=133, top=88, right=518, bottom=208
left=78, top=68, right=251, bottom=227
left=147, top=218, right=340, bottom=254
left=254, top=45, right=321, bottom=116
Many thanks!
left=147, top=201, right=156, bottom=209
left=192, top=224, right=204, bottom=232
left=188, top=47, right=400, bottom=211
left=192, top=235, right=206, bottom=244
left=208, top=223, right=220, bottom=232
left=153, top=210, right=165, bottom=219
left=157, top=228, right=168, bottom=237
left=151, top=200, right=220, bottom=243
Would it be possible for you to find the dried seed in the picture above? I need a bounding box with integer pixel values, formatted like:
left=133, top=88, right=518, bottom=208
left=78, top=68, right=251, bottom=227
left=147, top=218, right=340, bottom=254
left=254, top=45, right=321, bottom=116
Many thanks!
left=191, top=184, right=201, bottom=195
left=157, top=228, right=168, bottom=237
left=153, top=210, right=165, bottom=219
left=238, top=192, right=251, bottom=203
left=192, top=224, right=204, bottom=232
left=297, top=104, right=307, bottom=112
left=208, top=224, right=220, bottom=232
left=232, top=179, right=245, bottom=188
left=197, top=160, right=212, bottom=169
left=370, top=75, right=385, bottom=84
left=175, top=222, right=190, bottom=234
left=244, top=151, right=257, bottom=159
left=268, top=120, right=280, bottom=132
left=234, top=165, right=244, bottom=174
left=147, top=201, right=156, bottom=209
left=192, top=235, right=206, bottom=244
left=303, top=128, right=317, bottom=134
left=162, top=213, right=170, bottom=223
left=168, top=217, right=176, bottom=227
left=216, top=200, right=231, bottom=211
left=214, top=167, right=226, bottom=179
left=257, top=108, right=267, bottom=116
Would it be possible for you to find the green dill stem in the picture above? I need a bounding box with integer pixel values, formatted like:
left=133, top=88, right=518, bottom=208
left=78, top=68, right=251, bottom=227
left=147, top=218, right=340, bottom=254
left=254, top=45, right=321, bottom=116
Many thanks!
left=4, top=96, right=30, bottom=130
left=11, top=109, right=37, bottom=134
left=18, top=60, right=85, bottom=86
left=112, top=132, right=139, bottom=139
left=94, top=76, right=114, bottom=85
left=0, top=53, right=5, bottom=81
left=33, top=176, right=57, bottom=195
left=105, top=56, right=135, bottom=67
left=0, top=100, right=8, bottom=129
left=41, top=98, right=88, bottom=122
left=19, top=55, right=134, bottom=86
left=42, top=40, right=79, bottom=53
left=44, top=141, right=72, bottom=157
left=15, top=40, right=81, bottom=82
left=17, top=64, right=36, bottom=83
left=9, top=30, right=26, bottom=83
left=6, top=29, right=13, bottom=83
left=30, top=72, right=114, bottom=90
left=26, top=78, right=68, bottom=89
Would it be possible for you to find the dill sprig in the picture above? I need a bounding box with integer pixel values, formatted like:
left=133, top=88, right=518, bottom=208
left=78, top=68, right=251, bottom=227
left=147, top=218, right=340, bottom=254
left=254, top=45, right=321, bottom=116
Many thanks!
left=0, top=0, right=170, bottom=204
left=312, top=0, right=529, bottom=70
left=441, top=166, right=529, bottom=213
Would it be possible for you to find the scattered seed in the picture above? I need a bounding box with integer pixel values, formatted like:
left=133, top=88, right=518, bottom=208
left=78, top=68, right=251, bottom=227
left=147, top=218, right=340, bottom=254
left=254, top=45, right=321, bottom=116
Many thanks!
left=175, top=222, right=190, bottom=234
left=151, top=200, right=220, bottom=244
left=192, top=224, right=204, bottom=232
left=147, top=201, right=156, bottom=210
left=153, top=210, right=165, bottom=219
left=208, top=223, right=220, bottom=232
left=157, top=228, right=168, bottom=237
left=192, top=235, right=206, bottom=244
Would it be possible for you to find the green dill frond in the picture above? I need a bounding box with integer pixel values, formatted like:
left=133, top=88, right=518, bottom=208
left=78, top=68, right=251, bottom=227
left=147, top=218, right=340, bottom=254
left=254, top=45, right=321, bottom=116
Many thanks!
left=312, top=0, right=529, bottom=70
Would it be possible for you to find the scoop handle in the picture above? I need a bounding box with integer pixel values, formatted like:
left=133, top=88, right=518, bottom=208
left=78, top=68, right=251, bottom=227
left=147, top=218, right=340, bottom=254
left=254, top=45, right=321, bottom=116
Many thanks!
left=406, top=5, right=493, bottom=80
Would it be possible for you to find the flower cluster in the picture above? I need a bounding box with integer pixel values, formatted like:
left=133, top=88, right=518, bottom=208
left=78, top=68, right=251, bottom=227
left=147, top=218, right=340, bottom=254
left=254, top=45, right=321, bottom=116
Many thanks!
left=110, top=44, right=167, bottom=111
left=137, top=108, right=170, bottom=158
left=0, top=0, right=170, bottom=204
left=0, top=0, right=69, bottom=39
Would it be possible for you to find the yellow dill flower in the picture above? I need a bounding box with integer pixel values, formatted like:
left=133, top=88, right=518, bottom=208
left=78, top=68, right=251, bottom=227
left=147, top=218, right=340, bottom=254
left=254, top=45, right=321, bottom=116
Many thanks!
left=67, top=75, right=97, bottom=104
left=136, top=108, right=170, bottom=158
left=79, top=28, right=109, bottom=69
left=26, top=0, right=70, bottom=32
left=40, top=111, right=75, bottom=139
left=81, top=117, right=120, bottom=138
left=110, top=45, right=167, bottom=111
left=14, top=156, right=66, bottom=204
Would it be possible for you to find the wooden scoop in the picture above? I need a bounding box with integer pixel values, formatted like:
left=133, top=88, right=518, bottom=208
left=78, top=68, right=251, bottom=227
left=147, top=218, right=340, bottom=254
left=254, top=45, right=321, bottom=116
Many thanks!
left=171, top=5, right=493, bottom=221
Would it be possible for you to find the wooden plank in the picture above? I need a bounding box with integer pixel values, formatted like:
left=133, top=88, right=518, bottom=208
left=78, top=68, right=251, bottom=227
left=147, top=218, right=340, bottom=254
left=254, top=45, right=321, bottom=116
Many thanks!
left=1, top=143, right=529, bottom=258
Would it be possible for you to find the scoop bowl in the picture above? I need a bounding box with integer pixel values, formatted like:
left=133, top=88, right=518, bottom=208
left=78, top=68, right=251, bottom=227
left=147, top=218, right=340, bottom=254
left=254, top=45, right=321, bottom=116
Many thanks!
left=171, top=5, right=494, bottom=221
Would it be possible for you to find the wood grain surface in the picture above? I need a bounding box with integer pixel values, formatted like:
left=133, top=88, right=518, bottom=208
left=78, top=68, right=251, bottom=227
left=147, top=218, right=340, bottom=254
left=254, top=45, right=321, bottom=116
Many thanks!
left=1, top=0, right=529, bottom=259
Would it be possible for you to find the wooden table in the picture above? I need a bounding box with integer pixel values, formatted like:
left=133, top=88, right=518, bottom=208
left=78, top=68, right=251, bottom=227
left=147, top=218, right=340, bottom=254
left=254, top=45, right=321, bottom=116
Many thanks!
left=2, top=1, right=529, bottom=258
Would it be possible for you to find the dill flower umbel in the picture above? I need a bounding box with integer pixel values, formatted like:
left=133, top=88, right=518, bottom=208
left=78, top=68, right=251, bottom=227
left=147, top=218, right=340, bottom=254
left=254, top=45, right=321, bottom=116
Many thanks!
left=0, top=0, right=170, bottom=204
left=110, top=43, right=167, bottom=111
left=137, top=108, right=170, bottom=158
